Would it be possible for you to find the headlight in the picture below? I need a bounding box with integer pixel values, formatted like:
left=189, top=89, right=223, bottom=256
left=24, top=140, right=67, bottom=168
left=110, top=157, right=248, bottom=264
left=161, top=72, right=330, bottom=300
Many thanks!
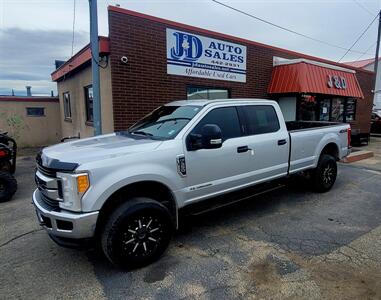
left=56, top=172, right=90, bottom=211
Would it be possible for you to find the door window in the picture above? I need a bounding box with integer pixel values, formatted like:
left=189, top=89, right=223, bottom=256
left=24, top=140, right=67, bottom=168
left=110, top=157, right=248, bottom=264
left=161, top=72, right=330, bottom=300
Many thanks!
left=345, top=98, right=356, bottom=121
left=319, top=99, right=330, bottom=121
left=243, top=105, right=280, bottom=135
left=192, top=107, right=241, bottom=141
left=298, top=95, right=317, bottom=121
left=331, top=98, right=344, bottom=122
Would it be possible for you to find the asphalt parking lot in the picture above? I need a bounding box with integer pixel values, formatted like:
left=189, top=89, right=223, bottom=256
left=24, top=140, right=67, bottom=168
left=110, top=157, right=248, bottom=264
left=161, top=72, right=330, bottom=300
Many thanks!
left=1, top=148, right=381, bottom=299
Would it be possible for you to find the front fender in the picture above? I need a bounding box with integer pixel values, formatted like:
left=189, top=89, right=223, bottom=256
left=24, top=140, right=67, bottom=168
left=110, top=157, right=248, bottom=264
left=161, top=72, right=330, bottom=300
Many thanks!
left=81, top=163, right=182, bottom=211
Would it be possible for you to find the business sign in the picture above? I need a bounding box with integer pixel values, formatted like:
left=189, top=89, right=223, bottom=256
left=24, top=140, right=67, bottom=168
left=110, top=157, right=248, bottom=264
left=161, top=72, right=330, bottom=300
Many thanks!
left=327, top=74, right=347, bottom=89
left=166, top=28, right=247, bottom=83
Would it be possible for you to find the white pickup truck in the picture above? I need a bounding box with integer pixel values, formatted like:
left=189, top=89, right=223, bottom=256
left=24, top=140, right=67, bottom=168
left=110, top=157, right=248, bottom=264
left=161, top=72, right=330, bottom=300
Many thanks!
left=33, top=99, right=351, bottom=268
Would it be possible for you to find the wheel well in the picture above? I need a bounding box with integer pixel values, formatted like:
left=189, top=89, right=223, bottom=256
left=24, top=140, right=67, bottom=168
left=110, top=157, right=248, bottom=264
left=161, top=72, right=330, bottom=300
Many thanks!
left=321, top=143, right=339, bottom=160
left=96, top=181, right=177, bottom=234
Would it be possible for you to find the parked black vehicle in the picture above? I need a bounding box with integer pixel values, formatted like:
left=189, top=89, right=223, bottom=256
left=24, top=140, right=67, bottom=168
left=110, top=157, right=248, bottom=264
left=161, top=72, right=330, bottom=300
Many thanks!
left=0, top=132, right=17, bottom=202
left=371, top=110, right=381, bottom=134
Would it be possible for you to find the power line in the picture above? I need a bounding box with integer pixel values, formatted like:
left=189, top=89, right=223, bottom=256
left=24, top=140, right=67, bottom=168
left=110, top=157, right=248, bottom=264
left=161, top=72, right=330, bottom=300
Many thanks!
left=211, top=0, right=374, bottom=56
left=71, top=0, right=76, bottom=57
left=355, top=41, right=377, bottom=61
left=338, top=13, right=379, bottom=62
left=352, top=0, right=376, bottom=17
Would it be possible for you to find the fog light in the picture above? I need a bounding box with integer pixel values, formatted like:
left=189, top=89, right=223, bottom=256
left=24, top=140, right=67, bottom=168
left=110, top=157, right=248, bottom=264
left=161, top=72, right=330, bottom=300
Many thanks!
left=77, top=174, right=89, bottom=193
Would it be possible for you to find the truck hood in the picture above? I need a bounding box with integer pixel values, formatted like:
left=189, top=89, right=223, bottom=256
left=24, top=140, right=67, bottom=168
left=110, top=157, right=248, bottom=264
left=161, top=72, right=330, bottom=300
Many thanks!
left=41, top=133, right=163, bottom=168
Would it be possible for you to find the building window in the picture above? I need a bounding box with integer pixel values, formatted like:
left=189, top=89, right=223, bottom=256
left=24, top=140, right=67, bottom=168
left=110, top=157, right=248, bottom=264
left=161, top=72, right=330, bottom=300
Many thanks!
left=63, top=92, right=72, bottom=120
left=298, top=95, right=317, bottom=121
left=345, top=98, right=356, bottom=121
left=26, top=107, right=45, bottom=117
left=187, top=86, right=229, bottom=100
left=84, top=85, right=93, bottom=123
left=317, top=97, right=356, bottom=123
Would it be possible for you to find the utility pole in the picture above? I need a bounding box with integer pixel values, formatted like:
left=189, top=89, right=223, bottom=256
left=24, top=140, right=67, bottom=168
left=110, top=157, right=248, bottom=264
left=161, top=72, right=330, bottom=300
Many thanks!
left=89, top=0, right=102, bottom=135
left=374, top=10, right=381, bottom=74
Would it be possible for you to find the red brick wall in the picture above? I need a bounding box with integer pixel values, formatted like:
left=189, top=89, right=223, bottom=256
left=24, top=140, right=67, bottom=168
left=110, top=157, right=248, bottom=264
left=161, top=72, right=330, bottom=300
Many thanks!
left=354, top=72, right=374, bottom=134
left=108, top=8, right=374, bottom=133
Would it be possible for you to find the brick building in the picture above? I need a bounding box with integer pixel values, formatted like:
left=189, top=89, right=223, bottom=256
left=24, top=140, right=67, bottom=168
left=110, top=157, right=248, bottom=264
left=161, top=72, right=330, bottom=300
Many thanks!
left=52, top=6, right=375, bottom=142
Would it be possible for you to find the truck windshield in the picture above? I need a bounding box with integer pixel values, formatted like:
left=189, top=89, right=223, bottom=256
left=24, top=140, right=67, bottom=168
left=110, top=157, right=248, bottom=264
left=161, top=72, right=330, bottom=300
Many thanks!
left=128, top=105, right=202, bottom=139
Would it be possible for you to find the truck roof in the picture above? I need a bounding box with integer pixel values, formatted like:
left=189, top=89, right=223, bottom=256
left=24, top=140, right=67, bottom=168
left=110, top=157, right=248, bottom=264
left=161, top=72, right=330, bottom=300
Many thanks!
left=166, top=98, right=275, bottom=107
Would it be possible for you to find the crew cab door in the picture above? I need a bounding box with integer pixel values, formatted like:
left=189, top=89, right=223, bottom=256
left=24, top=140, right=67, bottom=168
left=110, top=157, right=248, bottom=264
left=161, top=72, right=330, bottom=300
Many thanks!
left=183, top=105, right=251, bottom=203
left=237, top=104, right=289, bottom=183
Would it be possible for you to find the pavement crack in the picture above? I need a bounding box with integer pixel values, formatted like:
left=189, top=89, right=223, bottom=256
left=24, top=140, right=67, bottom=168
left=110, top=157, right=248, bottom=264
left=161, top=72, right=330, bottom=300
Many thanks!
left=0, top=229, right=43, bottom=248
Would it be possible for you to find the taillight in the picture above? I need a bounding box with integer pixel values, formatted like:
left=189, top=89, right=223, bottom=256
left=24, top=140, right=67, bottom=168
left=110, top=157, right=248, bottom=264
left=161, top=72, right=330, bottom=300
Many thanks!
left=347, top=126, right=351, bottom=148
left=0, top=150, right=7, bottom=157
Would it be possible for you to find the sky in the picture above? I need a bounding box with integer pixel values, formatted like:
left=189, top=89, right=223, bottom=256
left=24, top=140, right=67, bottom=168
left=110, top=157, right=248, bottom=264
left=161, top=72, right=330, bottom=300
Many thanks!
left=0, top=0, right=380, bottom=96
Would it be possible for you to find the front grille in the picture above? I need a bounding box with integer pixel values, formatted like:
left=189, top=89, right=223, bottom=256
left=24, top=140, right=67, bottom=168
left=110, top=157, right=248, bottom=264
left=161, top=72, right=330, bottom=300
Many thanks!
left=40, top=193, right=60, bottom=211
left=37, top=163, right=57, bottom=178
left=36, top=152, right=58, bottom=178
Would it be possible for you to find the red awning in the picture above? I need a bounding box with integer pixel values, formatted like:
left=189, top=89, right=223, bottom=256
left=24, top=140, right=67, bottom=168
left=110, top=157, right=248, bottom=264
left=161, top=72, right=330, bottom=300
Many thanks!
left=268, top=60, right=364, bottom=98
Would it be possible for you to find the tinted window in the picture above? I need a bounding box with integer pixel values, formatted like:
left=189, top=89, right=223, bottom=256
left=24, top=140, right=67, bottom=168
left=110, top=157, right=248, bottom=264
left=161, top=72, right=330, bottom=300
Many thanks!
left=193, top=107, right=241, bottom=141
left=244, top=105, right=280, bottom=135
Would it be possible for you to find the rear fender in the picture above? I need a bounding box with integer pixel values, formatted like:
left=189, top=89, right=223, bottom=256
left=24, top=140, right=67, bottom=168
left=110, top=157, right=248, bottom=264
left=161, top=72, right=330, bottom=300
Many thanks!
left=313, top=134, right=340, bottom=167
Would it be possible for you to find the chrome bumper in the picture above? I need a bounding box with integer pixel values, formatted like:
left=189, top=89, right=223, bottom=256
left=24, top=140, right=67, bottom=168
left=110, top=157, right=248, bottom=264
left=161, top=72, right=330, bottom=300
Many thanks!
left=32, top=189, right=99, bottom=239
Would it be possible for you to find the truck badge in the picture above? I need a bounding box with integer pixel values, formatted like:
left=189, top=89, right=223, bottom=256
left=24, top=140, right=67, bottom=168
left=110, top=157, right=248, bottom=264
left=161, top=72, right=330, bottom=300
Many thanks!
left=176, top=155, right=187, bottom=177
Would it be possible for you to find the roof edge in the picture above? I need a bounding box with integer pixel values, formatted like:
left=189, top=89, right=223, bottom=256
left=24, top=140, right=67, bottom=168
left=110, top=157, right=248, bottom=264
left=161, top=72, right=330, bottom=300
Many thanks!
left=274, top=58, right=356, bottom=73
left=51, top=36, right=110, bottom=82
left=108, top=5, right=374, bottom=75
left=0, top=96, right=59, bottom=103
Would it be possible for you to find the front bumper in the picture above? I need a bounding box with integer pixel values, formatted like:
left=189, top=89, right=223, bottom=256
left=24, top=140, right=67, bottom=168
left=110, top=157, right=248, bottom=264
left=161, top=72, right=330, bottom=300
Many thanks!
left=32, top=189, right=99, bottom=239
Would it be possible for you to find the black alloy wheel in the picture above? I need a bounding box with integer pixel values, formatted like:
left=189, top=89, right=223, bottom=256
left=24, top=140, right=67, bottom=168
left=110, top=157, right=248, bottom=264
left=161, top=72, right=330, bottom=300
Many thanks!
left=120, top=214, right=164, bottom=258
left=311, top=154, right=337, bottom=193
left=322, top=161, right=336, bottom=186
left=101, top=198, right=173, bottom=269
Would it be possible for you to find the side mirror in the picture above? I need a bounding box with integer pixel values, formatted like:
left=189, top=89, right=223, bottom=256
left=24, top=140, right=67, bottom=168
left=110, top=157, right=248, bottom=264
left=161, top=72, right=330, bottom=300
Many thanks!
left=187, top=124, right=223, bottom=151
left=201, top=124, right=222, bottom=149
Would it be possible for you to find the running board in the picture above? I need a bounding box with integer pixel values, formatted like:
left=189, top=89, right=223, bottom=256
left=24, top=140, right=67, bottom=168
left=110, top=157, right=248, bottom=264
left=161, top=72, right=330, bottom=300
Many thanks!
left=180, top=181, right=286, bottom=217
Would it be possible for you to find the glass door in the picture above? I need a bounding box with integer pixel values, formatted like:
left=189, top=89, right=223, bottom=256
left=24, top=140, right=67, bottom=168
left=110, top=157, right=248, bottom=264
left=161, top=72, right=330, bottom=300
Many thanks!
left=319, top=98, right=331, bottom=121
left=331, top=98, right=344, bottom=122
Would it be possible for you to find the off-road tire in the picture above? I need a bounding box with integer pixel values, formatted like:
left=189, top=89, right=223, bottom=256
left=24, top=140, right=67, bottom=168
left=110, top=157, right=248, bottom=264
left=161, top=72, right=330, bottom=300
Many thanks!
left=311, top=154, right=337, bottom=193
left=0, top=171, right=17, bottom=202
left=0, top=161, right=11, bottom=172
left=101, top=197, right=173, bottom=269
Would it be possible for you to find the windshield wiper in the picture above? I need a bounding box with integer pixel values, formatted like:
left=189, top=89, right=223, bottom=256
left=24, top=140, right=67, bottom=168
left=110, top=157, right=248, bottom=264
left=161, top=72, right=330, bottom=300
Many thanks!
left=131, top=130, right=153, bottom=137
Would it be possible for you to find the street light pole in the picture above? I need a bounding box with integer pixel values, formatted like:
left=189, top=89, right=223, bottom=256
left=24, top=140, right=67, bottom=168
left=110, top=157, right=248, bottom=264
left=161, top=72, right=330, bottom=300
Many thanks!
left=89, top=0, right=102, bottom=136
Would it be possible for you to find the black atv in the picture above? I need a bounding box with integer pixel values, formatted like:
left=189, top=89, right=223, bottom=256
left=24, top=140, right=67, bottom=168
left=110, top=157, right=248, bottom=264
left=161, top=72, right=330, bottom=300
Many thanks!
left=0, top=132, right=17, bottom=202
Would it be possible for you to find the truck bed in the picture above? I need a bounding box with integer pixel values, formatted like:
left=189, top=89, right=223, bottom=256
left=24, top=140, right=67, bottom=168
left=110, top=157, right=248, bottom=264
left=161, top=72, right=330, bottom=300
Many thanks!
left=286, top=121, right=349, bottom=174
left=286, top=121, right=341, bottom=132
